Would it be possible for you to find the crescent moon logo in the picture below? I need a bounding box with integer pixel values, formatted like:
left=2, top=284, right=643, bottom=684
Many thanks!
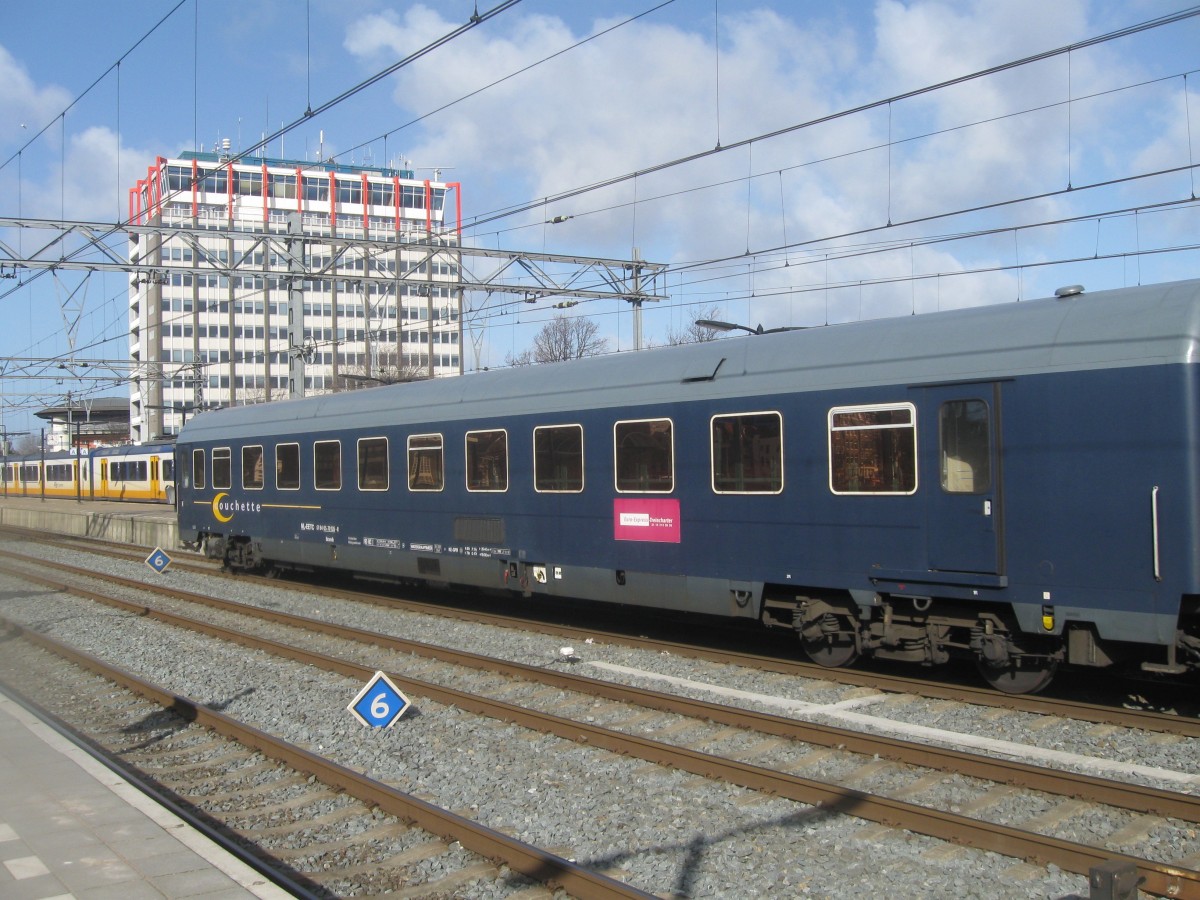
left=212, top=492, right=233, bottom=523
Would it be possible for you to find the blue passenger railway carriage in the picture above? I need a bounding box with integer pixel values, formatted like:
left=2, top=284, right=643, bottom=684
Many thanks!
left=175, top=278, right=1200, bottom=693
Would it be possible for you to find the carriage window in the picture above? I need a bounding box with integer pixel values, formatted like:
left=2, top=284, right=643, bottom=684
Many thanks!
left=711, top=412, right=783, bottom=494
left=192, top=449, right=206, bottom=490
left=940, top=400, right=991, bottom=494
left=242, top=446, right=265, bottom=490
left=615, top=418, right=674, bottom=493
left=163, top=459, right=174, bottom=481
left=213, top=448, right=232, bottom=489
left=408, top=434, right=443, bottom=491
left=829, top=404, right=916, bottom=495
left=534, top=424, right=584, bottom=492
left=314, top=441, right=341, bottom=490
left=466, top=430, right=508, bottom=492
left=276, top=443, right=300, bottom=490
left=358, top=437, right=389, bottom=491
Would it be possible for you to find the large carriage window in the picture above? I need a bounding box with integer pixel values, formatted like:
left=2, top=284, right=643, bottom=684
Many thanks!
left=829, top=404, right=916, bottom=495
left=940, top=400, right=991, bottom=494
left=615, top=418, right=674, bottom=493
left=466, top=430, right=508, bottom=492
left=408, top=434, right=443, bottom=491
left=242, top=446, right=265, bottom=490
left=314, top=441, right=341, bottom=490
left=212, top=448, right=232, bottom=489
left=192, top=449, right=206, bottom=490
left=276, top=443, right=300, bottom=490
left=711, top=412, right=783, bottom=494
left=358, top=437, right=389, bottom=491
left=534, top=424, right=584, bottom=492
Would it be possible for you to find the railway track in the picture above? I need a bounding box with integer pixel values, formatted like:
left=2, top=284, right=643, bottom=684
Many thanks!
left=13, top=526, right=1199, bottom=734
left=0, top=541, right=1198, bottom=895
left=0, top=619, right=644, bottom=898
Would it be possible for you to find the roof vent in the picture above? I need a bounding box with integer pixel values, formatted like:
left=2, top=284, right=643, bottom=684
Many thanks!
left=1055, top=284, right=1084, bottom=299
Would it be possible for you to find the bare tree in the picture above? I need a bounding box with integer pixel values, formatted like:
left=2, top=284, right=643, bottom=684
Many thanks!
left=334, top=350, right=425, bottom=390
left=507, top=314, right=609, bottom=366
left=667, top=305, right=725, bottom=345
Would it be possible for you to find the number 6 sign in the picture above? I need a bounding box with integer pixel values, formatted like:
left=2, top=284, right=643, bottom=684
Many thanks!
left=347, top=671, right=411, bottom=728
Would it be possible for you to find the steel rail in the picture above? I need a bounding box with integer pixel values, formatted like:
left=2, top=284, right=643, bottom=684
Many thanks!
left=0, top=617, right=652, bottom=900
left=2, top=532, right=1196, bottom=738
left=1, top=562, right=1198, bottom=897
left=6, top=550, right=1198, bottom=824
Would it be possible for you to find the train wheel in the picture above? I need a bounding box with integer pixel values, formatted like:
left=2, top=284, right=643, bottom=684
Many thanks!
left=800, top=613, right=860, bottom=668
left=976, top=657, right=1057, bottom=694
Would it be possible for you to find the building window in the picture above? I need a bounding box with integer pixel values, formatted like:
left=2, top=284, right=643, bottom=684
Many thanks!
left=711, top=412, right=783, bottom=494
left=828, top=404, right=917, bottom=495
left=369, top=183, right=394, bottom=205
left=199, top=167, right=227, bottom=194
left=336, top=179, right=362, bottom=204
left=401, top=185, right=425, bottom=209
left=465, top=429, right=507, bottom=492
left=314, top=440, right=341, bottom=490
left=167, top=165, right=191, bottom=191
left=234, top=171, right=263, bottom=196
left=614, top=419, right=673, bottom=493
left=408, top=434, right=443, bottom=491
left=357, top=437, right=389, bottom=491
left=534, top=424, right=583, bottom=492
left=271, top=174, right=297, bottom=199
left=303, top=177, right=329, bottom=203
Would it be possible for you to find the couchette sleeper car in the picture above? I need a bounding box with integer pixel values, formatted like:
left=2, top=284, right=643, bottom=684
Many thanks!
left=175, top=278, right=1200, bottom=693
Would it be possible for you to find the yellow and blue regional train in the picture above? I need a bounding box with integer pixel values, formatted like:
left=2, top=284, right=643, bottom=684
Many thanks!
left=177, top=279, right=1200, bottom=693
left=1, top=443, right=176, bottom=503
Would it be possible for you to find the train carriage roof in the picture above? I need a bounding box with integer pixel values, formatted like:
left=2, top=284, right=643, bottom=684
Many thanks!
left=178, top=277, right=1200, bottom=443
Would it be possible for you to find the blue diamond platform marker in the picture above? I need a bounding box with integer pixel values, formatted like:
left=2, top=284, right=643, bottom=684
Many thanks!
left=347, top=671, right=410, bottom=728
left=145, top=547, right=172, bottom=574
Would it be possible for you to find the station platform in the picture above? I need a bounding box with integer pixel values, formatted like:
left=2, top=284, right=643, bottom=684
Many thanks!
left=0, top=690, right=292, bottom=900
left=0, top=494, right=177, bottom=551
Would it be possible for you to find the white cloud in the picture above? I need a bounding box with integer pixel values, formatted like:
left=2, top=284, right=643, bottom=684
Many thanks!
left=0, top=43, right=71, bottom=149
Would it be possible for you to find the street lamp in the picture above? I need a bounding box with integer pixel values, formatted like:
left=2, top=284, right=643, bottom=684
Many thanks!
left=695, top=319, right=807, bottom=335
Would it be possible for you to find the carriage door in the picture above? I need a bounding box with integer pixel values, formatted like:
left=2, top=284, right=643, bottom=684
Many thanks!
left=150, top=456, right=160, bottom=499
left=920, top=384, right=1004, bottom=576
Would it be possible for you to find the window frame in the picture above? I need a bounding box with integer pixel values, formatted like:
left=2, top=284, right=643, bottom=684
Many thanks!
left=939, top=399, right=992, bottom=495
left=533, top=423, right=585, bottom=494
left=613, top=417, right=675, bottom=494
left=212, top=447, right=232, bottom=490
left=710, top=410, right=784, bottom=495
left=407, top=433, right=444, bottom=492
left=313, top=440, right=342, bottom=491
left=827, top=402, right=917, bottom=496
left=275, top=442, right=300, bottom=491
left=191, top=449, right=206, bottom=490
left=357, top=436, right=389, bottom=492
left=465, top=429, right=509, bottom=493
left=241, top=445, right=265, bottom=490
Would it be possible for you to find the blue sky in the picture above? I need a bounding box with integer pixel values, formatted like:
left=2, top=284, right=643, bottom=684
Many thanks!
left=1, top=0, right=1198, bottom=436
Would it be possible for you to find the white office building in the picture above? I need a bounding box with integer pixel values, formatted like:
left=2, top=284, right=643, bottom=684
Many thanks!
left=126, top=150, right=461, bottom=442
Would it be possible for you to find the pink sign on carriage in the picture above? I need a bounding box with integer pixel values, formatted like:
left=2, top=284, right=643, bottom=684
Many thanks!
left=613, top=498, right=681, bottom=543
